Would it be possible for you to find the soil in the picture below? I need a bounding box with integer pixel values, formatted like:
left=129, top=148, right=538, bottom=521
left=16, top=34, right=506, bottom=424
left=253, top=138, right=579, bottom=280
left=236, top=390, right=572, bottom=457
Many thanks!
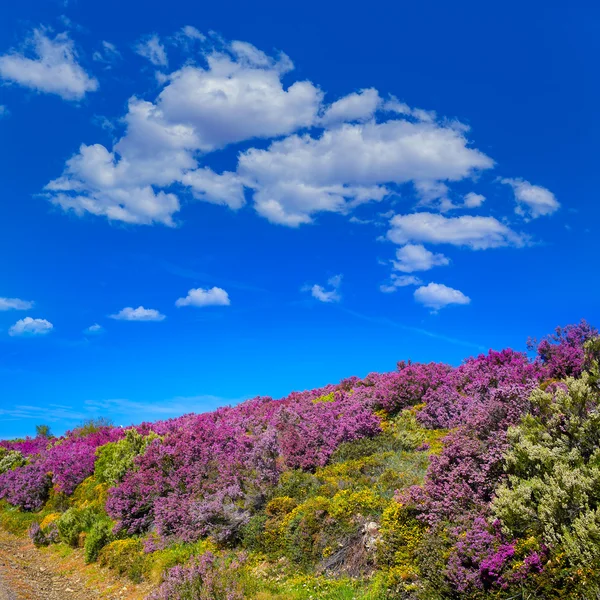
left=0, top=529, right=154, bottom=600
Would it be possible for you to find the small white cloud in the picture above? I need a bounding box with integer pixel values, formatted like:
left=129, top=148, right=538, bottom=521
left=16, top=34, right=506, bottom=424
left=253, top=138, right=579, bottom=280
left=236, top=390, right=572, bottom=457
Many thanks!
left=463, top=192, right=485, bottom=208
left=84, top=323, right=103, bottom=334
left=500, top=178, right=559, bottom=219
left=9, top=317, right=53, bottom=336
left=380, top=274, right=423, bottom=293
left=135, top=34, right=168, bottom=67
left=175, top=287, right=231, bottom=308
left=0, top=297, right=34, bottom=311
left=180, top=26, right=205, bottom=41
left=109, top=306, right=166, bottom=321
left=93, top=40, right=121, bottom=65
left=305, top=274, right=342, bottom=303
left=384, top=96, right=436, bottom=122
left=414, top=282, right=470, bottom=311
left=387, top=212, right=527, bottom=250
left=0, top=105, right=8, bottom=118
left=393, top=244, right=449, bottom=273
left=0, top=28, right=98, bottom=100
left=321, top=88, right=381, bottom=125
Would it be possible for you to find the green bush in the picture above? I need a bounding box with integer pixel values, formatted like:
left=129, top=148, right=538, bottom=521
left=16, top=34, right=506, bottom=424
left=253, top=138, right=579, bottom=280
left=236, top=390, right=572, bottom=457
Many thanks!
left=0, top=449, right=25, bottom=474
left=84, top=516, right=115, bottom=563
left=94, top=429, right=158, bottom=486
left=56, top=507, right=95, bottom=547
left=99, top=538, right=147, bottom=582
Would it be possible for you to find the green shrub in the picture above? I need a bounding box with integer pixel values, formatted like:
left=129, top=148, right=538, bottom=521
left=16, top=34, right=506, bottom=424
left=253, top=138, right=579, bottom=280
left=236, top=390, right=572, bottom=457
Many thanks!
left=56, top=507, right=95, bottom=547
left=94, top=429, right=158, bottom=486
left=273, top=470, right=320, bottom=502
left=0, top=449, right=25, bottom=474
left=99, top=538, right=147, bottom=582
left=84, top=516, right=115, bottom=563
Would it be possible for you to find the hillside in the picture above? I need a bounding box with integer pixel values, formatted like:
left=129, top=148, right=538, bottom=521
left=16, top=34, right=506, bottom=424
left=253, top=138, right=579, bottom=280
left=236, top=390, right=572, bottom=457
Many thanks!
left=1, top=321, right=599, bottom=599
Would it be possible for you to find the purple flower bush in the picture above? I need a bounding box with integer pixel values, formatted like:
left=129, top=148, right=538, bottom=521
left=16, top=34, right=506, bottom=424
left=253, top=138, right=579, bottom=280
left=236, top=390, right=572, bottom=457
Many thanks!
left=0, top=462, right=52, bottom=511
left=147, top=551, right=245, bottom=600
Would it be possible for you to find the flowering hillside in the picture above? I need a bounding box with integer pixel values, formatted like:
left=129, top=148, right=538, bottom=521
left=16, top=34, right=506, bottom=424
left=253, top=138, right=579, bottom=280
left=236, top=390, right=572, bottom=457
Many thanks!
left=1, top=321, right=599, bottom=599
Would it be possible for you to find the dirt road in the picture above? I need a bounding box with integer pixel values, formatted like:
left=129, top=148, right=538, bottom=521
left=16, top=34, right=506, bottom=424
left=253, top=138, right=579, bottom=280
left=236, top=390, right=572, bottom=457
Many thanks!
left=0, top=529, right=153, bottom=600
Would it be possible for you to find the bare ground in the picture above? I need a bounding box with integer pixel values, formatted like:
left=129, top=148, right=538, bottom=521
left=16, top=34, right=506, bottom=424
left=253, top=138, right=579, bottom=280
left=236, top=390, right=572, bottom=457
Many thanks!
left=0, top=529, right=154, bottom=600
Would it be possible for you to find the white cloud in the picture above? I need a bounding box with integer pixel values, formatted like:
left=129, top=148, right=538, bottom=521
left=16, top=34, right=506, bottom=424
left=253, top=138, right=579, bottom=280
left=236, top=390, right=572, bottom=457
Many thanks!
left=0, top=297, right=34, bottom=311
left=84, top=323, right=103, bottom=334
left=500, top=178, right=559, bottom=218
left=239, top=119, right=493, bottom=226
left=320, top=88, right=381, bottom=125
left=93, top=40, right=121, bottom=65
left=158, top=51, right=320, bottom=151
left=0, top=105, right=8, bottom=118
left=0, top=29, right=98, bottom=100
left=387, top=212, right=527, bottom=250
left=380, top=274, right=423, bottom=293
left=463, top=192, right=485, bottom=208
left=384, top=96, right=437, bottom=122
left=306, top=274, right=342, bottom=303
left=135, top=34, right=168, bottom=67
left=175, top=287, right=231, bottom=307
left=180, top=168, right=245, bottom=209
left=393, top=244, right=449, bottom=272
left=414, top=282, right=470, bottom=311
left=180, top=26, right=206, bottom=41
left=109, top=306, right=166, bottom=321
left=45, top=39, right=322, bottom=225
left=9, top=317, right=53, bottom=336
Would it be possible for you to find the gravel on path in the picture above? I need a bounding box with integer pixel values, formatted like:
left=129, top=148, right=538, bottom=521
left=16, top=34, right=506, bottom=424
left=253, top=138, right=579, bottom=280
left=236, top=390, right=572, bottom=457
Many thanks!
left=0, top=529, right=153, bottom=600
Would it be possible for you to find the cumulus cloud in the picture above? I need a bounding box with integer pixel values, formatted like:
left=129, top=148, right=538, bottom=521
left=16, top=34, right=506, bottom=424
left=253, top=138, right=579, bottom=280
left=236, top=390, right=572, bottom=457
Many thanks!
left=0, top=297, right=34, bottom=311
left=320, top=88, right=381, bottom=125
left=180, top=168, right=245, bottom=208
left=0, top=28, right=98, bottom=100
left=387, top=212, right=528, bottom=250
left=109, top=306, right=166, bottom=321
left=135, top=34, right=168, bottom=67
left=175, top=287, right=231, bottom=307
left=380, top=274, right=423, bottom=293
left=45, top=39, right=322, bottom=225
left=42, top=30, right=544, bottom=237
left=305, top=274, right=342, bottom=303
left=463, top=192, right=485, bottom=208
left=393, top=244, right=449, bottom=272
left=84, top=323, right=103, bottom=334
left=500, top=178, right=559, bottom=218
left=413, top=282, right=471, bottom=311
left=9, top=317, right=53, bottom=336
left=239, top=119, right=493, bottom=225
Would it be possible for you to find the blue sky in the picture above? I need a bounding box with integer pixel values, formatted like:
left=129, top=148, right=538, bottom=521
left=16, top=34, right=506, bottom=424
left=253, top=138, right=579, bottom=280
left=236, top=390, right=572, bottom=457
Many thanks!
left=0, top=0, right=598, bottom=438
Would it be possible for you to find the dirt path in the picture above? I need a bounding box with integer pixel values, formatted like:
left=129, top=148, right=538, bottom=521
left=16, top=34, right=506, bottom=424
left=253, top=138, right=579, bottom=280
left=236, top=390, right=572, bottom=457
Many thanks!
left=0, top=530, right=154, bottom=600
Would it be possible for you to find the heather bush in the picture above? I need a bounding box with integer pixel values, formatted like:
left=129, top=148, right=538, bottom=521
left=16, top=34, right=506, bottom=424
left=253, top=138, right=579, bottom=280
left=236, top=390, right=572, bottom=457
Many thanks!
left=531, top=320, right=598, bottom=379
left=0, top=462, right=52, bottom=511
left=147, top=551, right=245, bottom=600
left=28, top=519, right=59, bottom=547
